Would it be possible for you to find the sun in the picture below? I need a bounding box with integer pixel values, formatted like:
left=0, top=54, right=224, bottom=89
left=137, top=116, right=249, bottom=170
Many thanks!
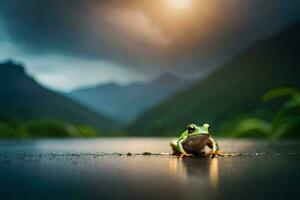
left=168, top=0, right=192, bottom=9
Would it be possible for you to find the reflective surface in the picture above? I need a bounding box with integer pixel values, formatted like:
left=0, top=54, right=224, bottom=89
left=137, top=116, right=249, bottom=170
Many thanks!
left=0, top=138, right=300, bottom=200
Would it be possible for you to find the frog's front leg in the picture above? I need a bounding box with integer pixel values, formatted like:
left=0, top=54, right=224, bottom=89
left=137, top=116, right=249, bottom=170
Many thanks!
left=207, top=136, right=222, bottom=158
left=177, top=139, right=194, bottom=158
left=170, top=139, right=193, bottom=157
left=170, top=140, right=181, bottom=155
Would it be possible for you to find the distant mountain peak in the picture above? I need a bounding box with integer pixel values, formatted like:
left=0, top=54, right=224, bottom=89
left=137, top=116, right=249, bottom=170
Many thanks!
left=95, top=82, right=122, bottom=89
left=68, top=71, right=193, bottom=123
left=0, top=60, right=26, bottom=75
left=72, top=82, right=124, bottom=94
left=0, top=60, right=119, bottom=132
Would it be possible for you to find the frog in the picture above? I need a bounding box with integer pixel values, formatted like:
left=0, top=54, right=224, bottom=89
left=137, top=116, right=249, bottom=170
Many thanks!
left=170, top=123, right=221, bottom=158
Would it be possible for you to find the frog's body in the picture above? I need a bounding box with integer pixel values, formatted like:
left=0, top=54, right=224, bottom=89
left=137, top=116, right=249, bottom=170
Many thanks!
left=181, top=134, right=210, bottom=156
left=170, top=124, right=220, bottom=157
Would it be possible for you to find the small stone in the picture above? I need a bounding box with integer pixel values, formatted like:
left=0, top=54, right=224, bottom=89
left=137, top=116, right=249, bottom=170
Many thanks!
left=142, top=152, right=152, bottom=155
left=127, top=153, right=132, bottom=156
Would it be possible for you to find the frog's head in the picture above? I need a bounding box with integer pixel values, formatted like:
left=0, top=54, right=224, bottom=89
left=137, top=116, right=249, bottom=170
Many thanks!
left=187, top=124, right=196, bottom=133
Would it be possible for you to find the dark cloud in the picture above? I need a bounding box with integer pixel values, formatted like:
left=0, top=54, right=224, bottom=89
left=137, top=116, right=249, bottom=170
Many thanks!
left=0, top=0, right=299, bottom=74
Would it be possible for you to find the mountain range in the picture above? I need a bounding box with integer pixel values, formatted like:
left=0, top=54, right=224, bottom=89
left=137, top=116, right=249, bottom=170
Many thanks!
left=0, top=61, right=119, bottom=132
left=128, top=23, right=300, bottom=136
left=1, top=22, right=299, bottom=137
left=68, top=73, right=193, bottom=123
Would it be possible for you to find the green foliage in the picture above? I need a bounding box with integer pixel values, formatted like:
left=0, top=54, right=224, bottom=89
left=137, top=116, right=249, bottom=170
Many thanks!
left=0, top=119, right=99, bottom=139
left=0, top=121, right=30, bottom=139
left=262, top=87, right=299, bottom=102
left=231, top=87, right=300, bottom=139
left=268, top=88, right=300, bottom=139
left=77, top=125, right=99, bottom=137
left=231, top=118, right=271, bottom=138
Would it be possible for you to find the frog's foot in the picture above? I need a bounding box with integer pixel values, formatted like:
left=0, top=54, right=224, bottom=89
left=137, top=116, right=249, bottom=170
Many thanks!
left=172, top=151, right=181, bottom=156
left=179, top=153, right=194, bottom=159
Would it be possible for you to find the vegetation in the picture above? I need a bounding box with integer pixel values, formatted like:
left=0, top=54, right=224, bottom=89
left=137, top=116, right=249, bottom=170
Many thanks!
left=0, top=87, right=298, bottom=139
left=227, top=87, right=300, bottom=139
left=0, top=119, right=98, bottom=139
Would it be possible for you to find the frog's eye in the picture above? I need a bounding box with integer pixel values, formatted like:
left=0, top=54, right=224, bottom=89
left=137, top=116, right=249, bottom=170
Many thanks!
left=187, top=124, right=196, bottom=133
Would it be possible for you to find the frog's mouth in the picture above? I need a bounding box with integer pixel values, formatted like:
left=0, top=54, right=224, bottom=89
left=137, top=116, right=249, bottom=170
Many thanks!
left=188, top=132, right=209, bottom=138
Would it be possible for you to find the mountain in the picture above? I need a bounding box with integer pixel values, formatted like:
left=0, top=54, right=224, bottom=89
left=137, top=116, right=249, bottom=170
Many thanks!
left=129, top=23, right=300, bottom=136
left=0, top=61, right=119, bottom=132
left=68, top=73, right=192, bottom=123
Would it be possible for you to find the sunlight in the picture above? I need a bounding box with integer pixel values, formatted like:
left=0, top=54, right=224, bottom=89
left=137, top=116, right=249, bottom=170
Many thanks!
left=168, top=0, right=192, bottom=9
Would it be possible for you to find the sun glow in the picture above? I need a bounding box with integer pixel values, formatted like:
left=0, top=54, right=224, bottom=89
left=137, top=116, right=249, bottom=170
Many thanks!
left=168, top=0, right=192, bottom=9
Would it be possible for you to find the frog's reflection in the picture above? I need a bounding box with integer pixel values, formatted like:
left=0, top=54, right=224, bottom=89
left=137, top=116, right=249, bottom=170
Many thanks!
left=209, top=158, right=219, bottom=191
left=169, top=157, right=219, bottom=191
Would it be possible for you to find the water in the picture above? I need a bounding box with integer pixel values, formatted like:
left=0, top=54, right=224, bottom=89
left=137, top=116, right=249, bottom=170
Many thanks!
left=0, top=138, right=300, bottom=200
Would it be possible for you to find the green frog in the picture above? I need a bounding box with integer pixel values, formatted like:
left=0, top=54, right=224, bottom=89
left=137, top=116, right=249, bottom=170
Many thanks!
left=170, top=123, right=220, bottom=158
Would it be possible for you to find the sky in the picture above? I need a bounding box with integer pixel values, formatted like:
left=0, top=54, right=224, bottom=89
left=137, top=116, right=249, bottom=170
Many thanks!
left=0, top=0, right=299, bottom=91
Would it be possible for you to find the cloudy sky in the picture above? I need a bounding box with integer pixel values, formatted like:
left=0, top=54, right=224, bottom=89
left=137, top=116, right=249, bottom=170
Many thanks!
left=0, top=0, right=299, bottom=91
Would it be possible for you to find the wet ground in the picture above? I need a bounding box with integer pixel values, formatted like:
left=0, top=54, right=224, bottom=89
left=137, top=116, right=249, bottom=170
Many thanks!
left=1, top=138, right=300, bottom=200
